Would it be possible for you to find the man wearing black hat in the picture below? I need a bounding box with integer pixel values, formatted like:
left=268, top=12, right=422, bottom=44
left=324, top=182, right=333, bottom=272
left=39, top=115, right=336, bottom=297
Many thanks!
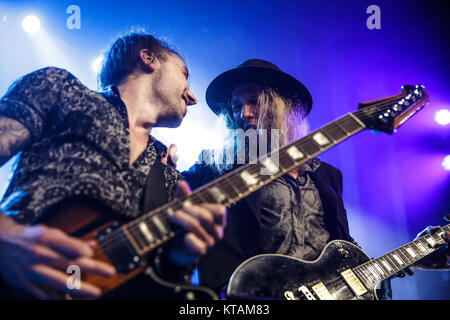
left=179, top=59, right=450, bottom=299
left=180, top=59, right=365, bottom=297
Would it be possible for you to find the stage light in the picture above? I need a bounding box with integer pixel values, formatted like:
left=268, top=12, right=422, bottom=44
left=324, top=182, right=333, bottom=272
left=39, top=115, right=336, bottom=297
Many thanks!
left=434, top=109, right=450, bottom=126
left=442, top=155, right=450, bottom=171
left=92, top=56, right=104, bottom=74
left=22, top=15, right=41, bottom=34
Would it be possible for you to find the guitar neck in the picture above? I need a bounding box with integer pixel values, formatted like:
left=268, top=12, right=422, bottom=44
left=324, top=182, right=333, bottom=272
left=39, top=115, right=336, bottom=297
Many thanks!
left=353, top=224, right=450, bottom=288
left=120, top=111, right=368, bottom=256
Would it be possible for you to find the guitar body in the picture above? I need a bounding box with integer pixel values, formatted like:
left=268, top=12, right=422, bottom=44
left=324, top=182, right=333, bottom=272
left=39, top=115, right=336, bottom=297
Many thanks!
left=227, top=240, right=378, bottom=300
left=20, top=198, right=219, bottom=300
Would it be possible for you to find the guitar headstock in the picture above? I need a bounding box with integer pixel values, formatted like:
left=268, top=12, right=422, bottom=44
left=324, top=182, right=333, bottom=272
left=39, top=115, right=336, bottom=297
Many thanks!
left=357, top=85, right=429, bottom=134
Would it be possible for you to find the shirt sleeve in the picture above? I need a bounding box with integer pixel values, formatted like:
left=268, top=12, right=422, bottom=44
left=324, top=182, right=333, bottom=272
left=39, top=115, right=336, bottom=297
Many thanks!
left=0, top=67, right=78, bottom=143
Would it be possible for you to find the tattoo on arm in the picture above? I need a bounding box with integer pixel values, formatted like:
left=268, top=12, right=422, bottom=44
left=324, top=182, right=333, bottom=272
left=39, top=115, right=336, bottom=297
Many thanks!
left=0, top=116, right=30, bottom=166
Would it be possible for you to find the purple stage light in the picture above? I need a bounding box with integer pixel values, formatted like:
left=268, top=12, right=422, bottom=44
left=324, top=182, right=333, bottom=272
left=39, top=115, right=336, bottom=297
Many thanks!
left=442, top=155, right=450, bottom=171
left=434, top=109, right=450, bottom=126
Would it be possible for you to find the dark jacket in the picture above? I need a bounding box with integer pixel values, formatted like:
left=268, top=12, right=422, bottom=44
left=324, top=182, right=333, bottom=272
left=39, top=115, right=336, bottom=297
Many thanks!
left=182, top=157, right=357, bottom=293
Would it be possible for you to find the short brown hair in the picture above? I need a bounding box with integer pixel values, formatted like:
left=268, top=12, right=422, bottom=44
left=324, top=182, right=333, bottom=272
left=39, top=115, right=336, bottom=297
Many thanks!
left=98, top=31, right=181, bottom=90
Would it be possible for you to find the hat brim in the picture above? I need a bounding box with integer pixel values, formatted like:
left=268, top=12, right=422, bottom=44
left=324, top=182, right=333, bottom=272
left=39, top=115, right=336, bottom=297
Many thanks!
left=205, top=66, right=312, bottom=117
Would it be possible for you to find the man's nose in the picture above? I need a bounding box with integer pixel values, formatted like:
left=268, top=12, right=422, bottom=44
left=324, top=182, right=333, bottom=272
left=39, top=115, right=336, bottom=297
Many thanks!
left=185, top=89, right=198, bottom=106
left=240, top=103, right=256, bottom=120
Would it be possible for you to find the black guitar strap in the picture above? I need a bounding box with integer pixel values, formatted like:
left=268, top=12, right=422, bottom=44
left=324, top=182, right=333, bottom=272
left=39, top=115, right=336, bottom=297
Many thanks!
left=143, top=159, right=169, bottom=212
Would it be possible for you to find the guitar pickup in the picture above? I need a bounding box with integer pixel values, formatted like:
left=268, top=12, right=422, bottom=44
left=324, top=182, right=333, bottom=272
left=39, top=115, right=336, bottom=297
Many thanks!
left=341, top=269, right=367, bottom=296
left=311, top=282, right=334, bottom=300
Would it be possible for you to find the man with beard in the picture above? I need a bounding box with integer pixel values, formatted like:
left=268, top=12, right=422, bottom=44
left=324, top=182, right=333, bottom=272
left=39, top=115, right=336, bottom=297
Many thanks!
left=179, top=59, right=449, bottom=298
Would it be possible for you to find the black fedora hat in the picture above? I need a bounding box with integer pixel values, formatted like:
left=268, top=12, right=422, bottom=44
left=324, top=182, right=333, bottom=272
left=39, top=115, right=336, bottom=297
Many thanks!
left=205, top=59, right=313, bottom=117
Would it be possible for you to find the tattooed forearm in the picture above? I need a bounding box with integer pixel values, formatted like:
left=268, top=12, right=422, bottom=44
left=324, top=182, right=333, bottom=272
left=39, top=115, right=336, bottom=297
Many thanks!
left=0, top=116, right=30, bottom=166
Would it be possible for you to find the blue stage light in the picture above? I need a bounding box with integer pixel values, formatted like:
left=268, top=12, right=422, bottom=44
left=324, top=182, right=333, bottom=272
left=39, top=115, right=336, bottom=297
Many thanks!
left=22, top=15, right=41, bottom=34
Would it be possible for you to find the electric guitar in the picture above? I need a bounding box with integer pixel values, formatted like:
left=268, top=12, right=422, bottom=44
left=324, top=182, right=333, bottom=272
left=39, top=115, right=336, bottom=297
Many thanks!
left=7, top=84, right=428, bottom=299
left=227, top=223, right=449, bottom=300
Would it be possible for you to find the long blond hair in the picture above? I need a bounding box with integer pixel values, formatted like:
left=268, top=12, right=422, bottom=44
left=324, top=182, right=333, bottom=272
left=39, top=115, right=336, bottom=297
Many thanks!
left=205, top=87, right=310, bottom=174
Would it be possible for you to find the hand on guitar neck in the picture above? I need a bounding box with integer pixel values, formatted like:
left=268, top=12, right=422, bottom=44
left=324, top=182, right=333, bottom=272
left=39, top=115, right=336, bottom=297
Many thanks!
left=409, top=225, right=450, bottom=272
left=0, top=184, right=227, bottom=299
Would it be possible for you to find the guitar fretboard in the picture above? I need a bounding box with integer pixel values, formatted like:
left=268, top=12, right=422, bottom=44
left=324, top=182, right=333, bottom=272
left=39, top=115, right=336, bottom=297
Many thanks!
left=353, top=224, right=450, bottom=289
left=120, top=112, right=367, bottom=256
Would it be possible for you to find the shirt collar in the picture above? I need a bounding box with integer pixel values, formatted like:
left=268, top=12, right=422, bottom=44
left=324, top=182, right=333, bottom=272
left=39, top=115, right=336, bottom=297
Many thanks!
left=99, top=85, right=128, bottom=117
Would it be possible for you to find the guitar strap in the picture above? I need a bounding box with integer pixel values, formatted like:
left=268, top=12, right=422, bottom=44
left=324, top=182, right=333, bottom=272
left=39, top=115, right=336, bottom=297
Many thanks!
left=142, top=159, right=169, bottom=212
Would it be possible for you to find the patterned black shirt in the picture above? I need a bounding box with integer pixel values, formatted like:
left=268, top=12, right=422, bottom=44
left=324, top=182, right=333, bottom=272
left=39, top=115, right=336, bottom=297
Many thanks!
left=0, top=67, right=181, bottom=224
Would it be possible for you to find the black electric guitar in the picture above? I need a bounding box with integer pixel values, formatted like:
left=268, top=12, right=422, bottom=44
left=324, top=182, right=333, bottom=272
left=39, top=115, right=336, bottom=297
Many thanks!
left=2, top=85, right=428, bottom=299
left=227, top=224, right=449, bottom=300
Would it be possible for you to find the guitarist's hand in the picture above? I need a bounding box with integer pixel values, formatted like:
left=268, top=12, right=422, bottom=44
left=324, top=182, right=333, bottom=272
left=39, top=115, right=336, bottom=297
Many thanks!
left=0, top=214, right=116, bottom=299
left=410, top=226, right=450, bottom=272
left=168, top=180, right=227, bottom=266
left=161, top=144, right=178, bottom=168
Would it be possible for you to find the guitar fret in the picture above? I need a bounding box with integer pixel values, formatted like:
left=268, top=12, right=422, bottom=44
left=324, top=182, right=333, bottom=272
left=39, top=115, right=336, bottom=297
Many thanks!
left=322, top=123, right=349, bottom=142
left=311, top=131, right=332, bottom=147
left=359, top=266, right=376, bottom=287
left=415, top=239, right=430, bottom=254
left=279, top=153, right=297, bottom=172
left=397, top=247, right=412, bottom=265
left=223, top=180, right=243, bottom=200
left=347, top=113, right=366, bottom=132
left=352, top=268, right=367, bottom=286
left=298, top=137, right=321, bottom=156
left=151, top=215, right=168, bottom=236
left=431, top=232, right=446, bottom=245
left=403, top=246, right=416, bottom=262
left=334, top=119, right=353, bottom=135
left=129, top=225, right=149, bottom=251
left=366, top=264, right=381, bottom=282
left=353, top=268, right=371, bottom=288
left=365, top=266, right=378, bottom=286
left=409, top=243, right=425, bottom=259
left=372, top=261, right=385, bottom=276
left=385, top=253, right=402, bottom=271
left=138, top=221, right=155, bottom=244
left=205, top=186, right=227, bottom=204
left=197, top=189, right=218, bottom=204
left=404, top=245, right=417, bottom=259
left=379, top=258, right=393, bottom=274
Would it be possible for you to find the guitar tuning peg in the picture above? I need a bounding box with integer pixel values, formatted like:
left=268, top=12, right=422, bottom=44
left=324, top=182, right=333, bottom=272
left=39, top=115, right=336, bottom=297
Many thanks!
left=444, top=214, right=450, bottom=222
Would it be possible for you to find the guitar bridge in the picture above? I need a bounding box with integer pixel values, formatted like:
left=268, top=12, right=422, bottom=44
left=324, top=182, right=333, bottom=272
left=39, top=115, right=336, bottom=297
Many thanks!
left=298, top=285, right=316, bottom=300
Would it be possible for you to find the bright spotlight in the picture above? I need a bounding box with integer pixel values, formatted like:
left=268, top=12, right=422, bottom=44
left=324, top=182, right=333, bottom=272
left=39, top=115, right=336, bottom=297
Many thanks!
left=442, top=155, right=450, bottom=171
left=22, top=15, right=41, bottom=34
left=92, top=56, right=104, bottom=74
left=435, top=109, right=450, bottom=126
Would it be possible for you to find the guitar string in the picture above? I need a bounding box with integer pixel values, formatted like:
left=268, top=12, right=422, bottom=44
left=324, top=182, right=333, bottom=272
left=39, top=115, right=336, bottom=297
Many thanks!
left=92, top=92, right=428, bottom=256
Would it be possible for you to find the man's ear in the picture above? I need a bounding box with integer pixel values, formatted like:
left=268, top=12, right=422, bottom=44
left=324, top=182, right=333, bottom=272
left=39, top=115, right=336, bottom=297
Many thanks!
left=139, top=49, right=159, bottom=72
